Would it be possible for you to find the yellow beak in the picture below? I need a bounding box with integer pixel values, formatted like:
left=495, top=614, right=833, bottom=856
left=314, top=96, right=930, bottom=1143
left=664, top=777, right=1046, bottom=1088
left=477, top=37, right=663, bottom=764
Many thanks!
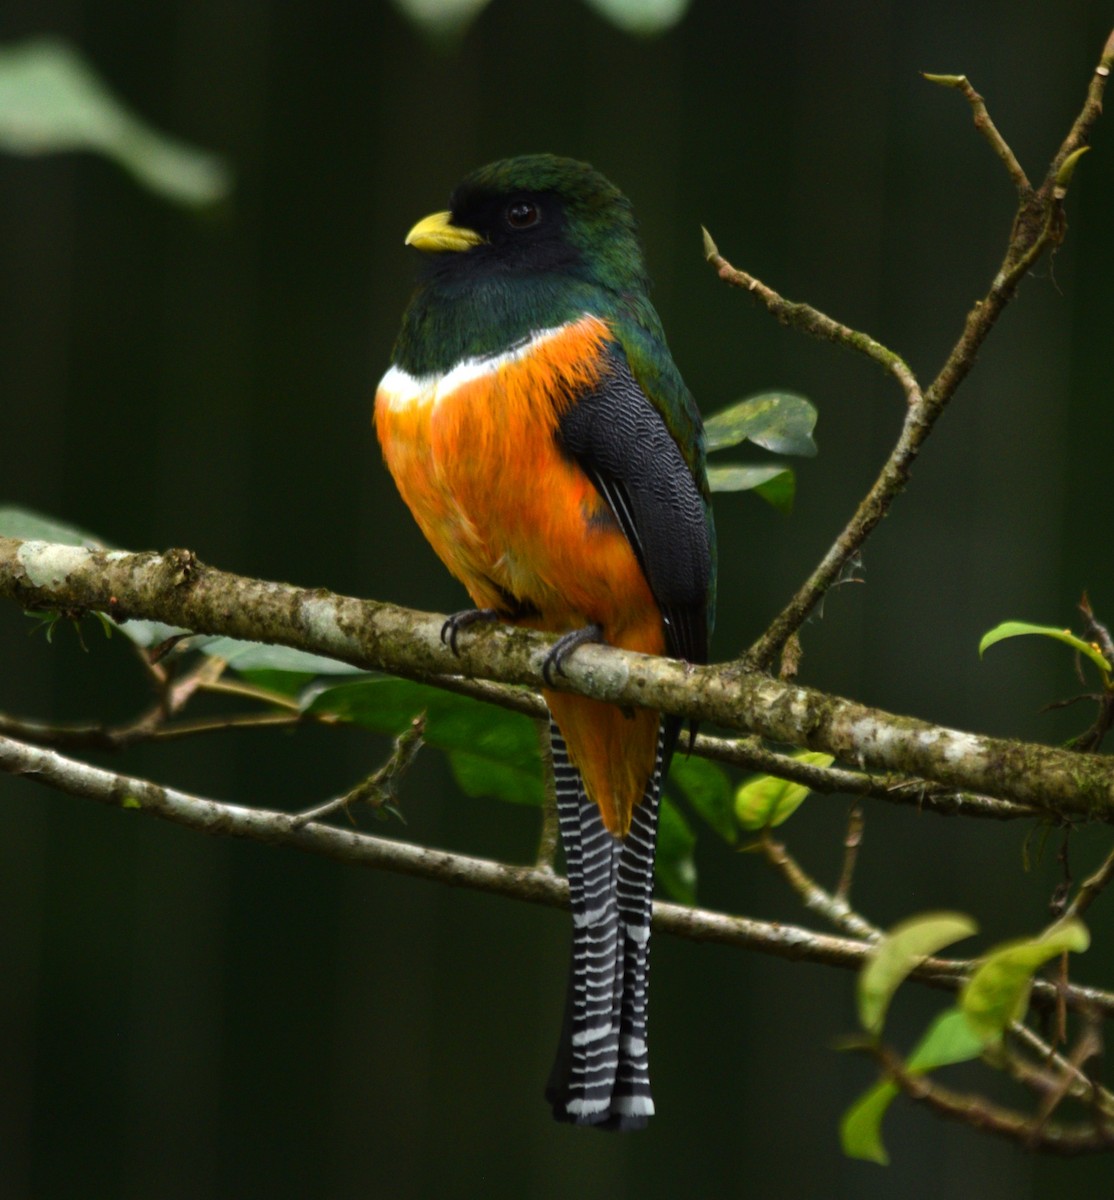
left=404, top=210, right=485, bottom=253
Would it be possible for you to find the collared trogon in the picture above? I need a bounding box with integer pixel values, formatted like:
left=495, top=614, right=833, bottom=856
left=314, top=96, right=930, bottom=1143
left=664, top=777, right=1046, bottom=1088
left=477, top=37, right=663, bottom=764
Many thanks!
left=375, top=155, right=715, bottom=1129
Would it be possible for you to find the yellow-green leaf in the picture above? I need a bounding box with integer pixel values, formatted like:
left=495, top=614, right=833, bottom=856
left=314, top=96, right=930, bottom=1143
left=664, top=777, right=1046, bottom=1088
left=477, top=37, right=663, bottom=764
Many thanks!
left=961, top=919, right=1090, bottom=1041
left=858, top=913, right=978, bottom=1035
left=1056, top=145, right=1090, bottom=187
left=978, top=621, right=1110, bottom=674
left=840, top=1080, right=896, bottom=1165
left=734, top=751, right=834, bottom=830
left=904, top=1006, right=988, bottom=1072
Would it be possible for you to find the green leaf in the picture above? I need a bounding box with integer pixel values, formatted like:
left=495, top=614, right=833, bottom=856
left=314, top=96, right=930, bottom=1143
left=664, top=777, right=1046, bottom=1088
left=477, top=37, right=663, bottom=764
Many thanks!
left=307, top=676, right=544, bottom=807
left=840, top=1080, right=896, bottom=1165
left=656, top=796, right=697, bottom=903
left=1056, top=145, right=1090, bottom=187
left=0, top=38, right=231, bottom=207
left=978, top=620, right=1111, bottom=674
left=668, top=754, right=735, bottom=842
left=707, top=465, right=795, bottom=513
left=195, top=637, right=363, bottom=676
left=858, top=912, right=978, bottom=1035
left=961, top=919, right=1090, bottom=1041
left=904, top=1006, right=988, bottom=1073
left=734, top=751, right=834, bottom=830
left=704, top=392, right=817, bottom=457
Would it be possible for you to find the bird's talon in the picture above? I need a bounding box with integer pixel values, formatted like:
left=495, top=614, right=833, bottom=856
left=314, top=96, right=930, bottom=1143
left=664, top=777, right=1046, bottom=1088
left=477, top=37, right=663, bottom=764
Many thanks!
left=541, top=623, right=604, bottom=686
left=441, top=608, right=500, bottom=655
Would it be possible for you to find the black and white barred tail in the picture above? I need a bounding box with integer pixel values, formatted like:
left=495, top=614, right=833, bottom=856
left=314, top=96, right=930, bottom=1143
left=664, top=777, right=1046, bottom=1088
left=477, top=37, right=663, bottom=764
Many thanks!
left=545, top=720, right=666, bottom=1130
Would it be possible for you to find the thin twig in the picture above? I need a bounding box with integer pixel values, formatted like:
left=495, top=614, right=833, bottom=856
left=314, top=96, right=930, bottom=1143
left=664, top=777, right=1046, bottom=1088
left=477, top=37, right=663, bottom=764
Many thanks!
left=200, top=677, right=303, bottom=711
left=1032, top=1024, right=1104, bottom=1131
left=290, top=714, right=425, bottom=828
left=922, top=73, right=1031, bottom=191
left=533, top=717, right=559, bottom=870
left=874, top=1043, right=1114, bottom=1155
left=1006, top=1021, right=1114, bottom=1120
left=686, top=730, right=1035, bottom=821
left=759, top=830, right=879, bottom=940
left=835, top=802, right=865, bottom=902
left=0, top=685, right=1036, bottom=822
left=1070, top=594, right=1114, bottom=751
left=701, top=229, right=923, bottom=408
left=1063, top=840, right=1114, bottom=922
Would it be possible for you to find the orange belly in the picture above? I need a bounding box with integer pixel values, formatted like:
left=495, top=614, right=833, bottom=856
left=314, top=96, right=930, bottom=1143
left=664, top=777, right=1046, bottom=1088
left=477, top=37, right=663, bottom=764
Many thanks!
left=375, top=315, right=665, bottom=834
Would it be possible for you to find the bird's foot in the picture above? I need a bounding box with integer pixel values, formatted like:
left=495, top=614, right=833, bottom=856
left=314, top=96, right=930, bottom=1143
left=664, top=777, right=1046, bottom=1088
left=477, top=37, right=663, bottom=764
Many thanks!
left=542, top=623, right=603, bottom=686
left=441, top=608, right=501, bottom=655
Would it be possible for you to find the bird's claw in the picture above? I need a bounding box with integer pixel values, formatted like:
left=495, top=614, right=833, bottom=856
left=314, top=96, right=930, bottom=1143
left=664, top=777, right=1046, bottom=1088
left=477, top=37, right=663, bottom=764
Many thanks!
left=542, top=623, right=603, bottom=686
left=441, top=608, right=500, bottom=655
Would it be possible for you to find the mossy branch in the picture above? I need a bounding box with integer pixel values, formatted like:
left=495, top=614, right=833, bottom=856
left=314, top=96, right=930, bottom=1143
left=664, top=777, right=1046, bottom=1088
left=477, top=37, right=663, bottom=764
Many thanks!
left=0, top=536, right=1111, bottom=824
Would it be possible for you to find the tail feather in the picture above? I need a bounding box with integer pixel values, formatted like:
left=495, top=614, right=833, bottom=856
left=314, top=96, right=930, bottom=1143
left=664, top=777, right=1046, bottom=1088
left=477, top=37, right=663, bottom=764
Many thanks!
left=609, top=734, right=664, bottom=1125
left=546, top=720, right=665, bottom=1130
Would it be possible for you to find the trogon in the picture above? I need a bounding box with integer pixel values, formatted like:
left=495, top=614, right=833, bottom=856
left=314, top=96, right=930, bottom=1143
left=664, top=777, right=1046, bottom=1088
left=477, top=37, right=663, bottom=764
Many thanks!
left=375, top=155, right=715, bottom=1129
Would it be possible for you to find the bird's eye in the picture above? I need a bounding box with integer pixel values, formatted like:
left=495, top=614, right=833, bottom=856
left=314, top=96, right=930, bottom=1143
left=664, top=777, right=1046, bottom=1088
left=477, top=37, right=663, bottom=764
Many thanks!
left=506, top=200, right=540, bottom=229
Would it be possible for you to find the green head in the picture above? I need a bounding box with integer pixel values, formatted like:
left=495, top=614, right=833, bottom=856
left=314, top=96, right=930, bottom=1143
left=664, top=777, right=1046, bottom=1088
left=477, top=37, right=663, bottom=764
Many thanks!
left=393, top=154, right=661, bottom=374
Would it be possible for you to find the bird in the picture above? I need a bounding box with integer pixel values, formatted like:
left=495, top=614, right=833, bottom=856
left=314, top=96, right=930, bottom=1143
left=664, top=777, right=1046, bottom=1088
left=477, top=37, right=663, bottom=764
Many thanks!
left=374, top=154, right=715, bottom=1129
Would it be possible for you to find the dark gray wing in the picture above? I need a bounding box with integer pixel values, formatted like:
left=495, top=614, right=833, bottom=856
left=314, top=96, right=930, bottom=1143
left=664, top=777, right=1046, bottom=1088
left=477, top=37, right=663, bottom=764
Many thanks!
left=556, top=346, right=712, bottom=666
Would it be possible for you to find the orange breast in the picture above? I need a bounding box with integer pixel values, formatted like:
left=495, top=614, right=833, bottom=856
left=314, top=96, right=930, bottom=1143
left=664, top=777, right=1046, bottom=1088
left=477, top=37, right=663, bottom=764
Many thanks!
left=375, top=315, right=665, bottom=834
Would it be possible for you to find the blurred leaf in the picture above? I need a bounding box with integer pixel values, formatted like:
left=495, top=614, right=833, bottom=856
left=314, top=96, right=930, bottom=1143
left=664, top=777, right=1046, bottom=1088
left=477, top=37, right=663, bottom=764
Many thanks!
left=704, top=392, right=817, bottom=456
left=581, top=0, right=692, bottom=35
left=978, top=620, right=1110, bottom=674
left=707, top=464, right=795, bottom=513
left=0, top=37, right=231, bottom=207
left=669, top=754, right=735, bottom=842
left=0, top=508, right=368, bottom=670
left=0, top=505, right=107, bottom=547
left=195, top=637, right=364, bottom=676
left=840, top=1007, right=986, bottom=1164
left=112, top=618, right=193, bottom=648
left=734, top=751, right=834, bottom=830
left=753, top=468, right=796, bottom=514
left=905, top=1006, right=987, bottom=1072
left=390, top=0, right=492, bottom=38
left=858, top=912, right=978, bottom=1034
left=238, top=669, right=319, bottom=697
left=961, top=919, right=1089, bottom=1041
left=840, top=1080, right=895, bottom=1165
left=656, top=796, right=697, bottom=903
left=307, top=676, right=544, bottom=807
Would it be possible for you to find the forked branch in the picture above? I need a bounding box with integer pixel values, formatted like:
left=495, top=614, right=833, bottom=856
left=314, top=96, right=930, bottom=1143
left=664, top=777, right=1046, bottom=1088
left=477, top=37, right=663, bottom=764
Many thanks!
left=707, top=33, right=1114, bottom=672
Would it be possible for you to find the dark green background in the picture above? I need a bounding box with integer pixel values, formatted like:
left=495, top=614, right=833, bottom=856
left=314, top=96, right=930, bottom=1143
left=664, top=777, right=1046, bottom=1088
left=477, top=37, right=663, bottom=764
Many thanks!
left=2, top=2, right=1113, bottom=1197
